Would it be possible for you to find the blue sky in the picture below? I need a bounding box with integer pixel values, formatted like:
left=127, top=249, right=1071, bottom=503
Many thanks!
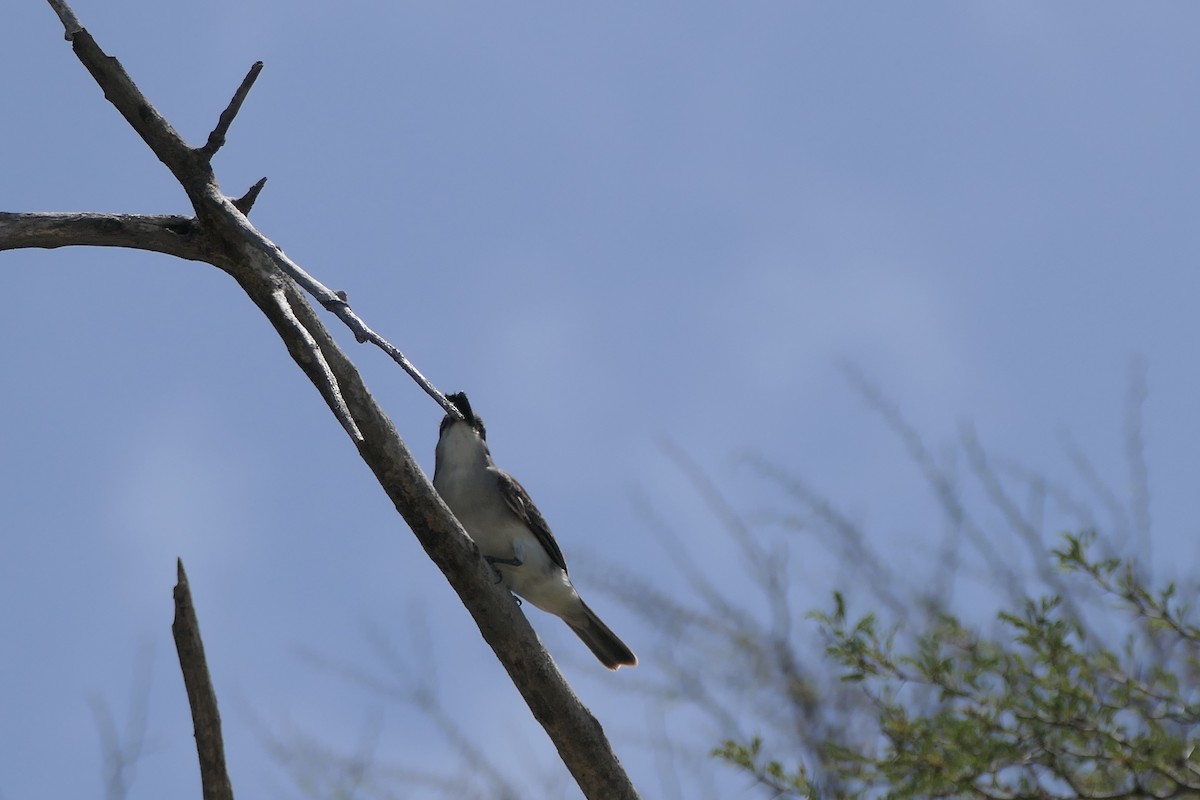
left=4, top=2, right=1200, bottom=798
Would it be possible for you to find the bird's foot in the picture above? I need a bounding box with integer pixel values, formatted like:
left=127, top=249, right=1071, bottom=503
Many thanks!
left=485, top=541, right=525, bottom=568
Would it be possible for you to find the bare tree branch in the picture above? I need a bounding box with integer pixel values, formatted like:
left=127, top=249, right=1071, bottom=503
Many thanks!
left=46, top=0, right=82, bottom=38
left=172, top=560, right=234, bottom=800
left=0, top=212, right=210, bottom=262
left=3, top=4, right=638, bottom=797
left=43, top=7, right=464, bottom=422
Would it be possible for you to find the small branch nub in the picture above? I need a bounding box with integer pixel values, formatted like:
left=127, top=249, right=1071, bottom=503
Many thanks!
left=233, top=177, right=268, bottom=215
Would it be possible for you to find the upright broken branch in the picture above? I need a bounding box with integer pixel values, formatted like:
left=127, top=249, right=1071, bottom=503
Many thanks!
left=172, top=560, right=235, bottom=800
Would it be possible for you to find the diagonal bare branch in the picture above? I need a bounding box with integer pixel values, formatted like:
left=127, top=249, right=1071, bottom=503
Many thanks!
left=8, top=2, right=638, bottom=796
left=60, top=28, right=208, bottom=193
left=269, top=283, right=364, bottom=442
left=40, top=6, right=466, bottom=424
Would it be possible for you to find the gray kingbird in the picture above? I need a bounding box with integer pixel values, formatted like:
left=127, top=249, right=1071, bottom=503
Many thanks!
left=433, top=392, right=637, bottom=670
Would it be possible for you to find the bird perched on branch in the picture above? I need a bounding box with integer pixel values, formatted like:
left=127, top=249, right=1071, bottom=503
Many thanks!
left=433, top=392, right=637, bottom=670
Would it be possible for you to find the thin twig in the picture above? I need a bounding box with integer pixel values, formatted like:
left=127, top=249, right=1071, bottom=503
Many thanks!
left=89, top=642, right=155, bottom=800
left=200, top=62, right=264, bottom=158
left=314, top=287, right=465, bottom=421
left=960, top=425, right=1092, bottom=629
left=46, top=0, right=82, bottom=38
left=209, top=196, right=465, bottom=421
left=1123, top=358, right=1152, bottom=581
left=1059, top=429, right=1130, bottom=562
left=838, top=363, right=1025, bottom=610
left=270, top=283, right=364, bottom=442
left=172, top=560, right=235, bottom=800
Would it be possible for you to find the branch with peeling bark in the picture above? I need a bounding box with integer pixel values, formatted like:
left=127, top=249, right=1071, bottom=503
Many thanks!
left=1, top=3, right=640, bottom=799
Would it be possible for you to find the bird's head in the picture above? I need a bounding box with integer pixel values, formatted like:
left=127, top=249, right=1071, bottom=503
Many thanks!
left=441, top=391, right=487, bottom=440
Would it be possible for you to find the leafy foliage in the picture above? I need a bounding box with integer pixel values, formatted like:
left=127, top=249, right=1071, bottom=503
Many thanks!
left=716, top=532, right=1200, bottom=799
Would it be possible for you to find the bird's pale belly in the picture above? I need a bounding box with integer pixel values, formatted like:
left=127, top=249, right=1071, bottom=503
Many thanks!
left=453, top=508, right=582, bottom=621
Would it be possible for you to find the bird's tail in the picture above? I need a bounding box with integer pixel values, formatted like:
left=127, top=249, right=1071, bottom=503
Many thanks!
left=567, top=602, right=637, bottom=670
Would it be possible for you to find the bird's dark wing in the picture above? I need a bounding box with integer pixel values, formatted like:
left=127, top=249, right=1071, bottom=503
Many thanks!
left=497, top=469, right=569, bottom=573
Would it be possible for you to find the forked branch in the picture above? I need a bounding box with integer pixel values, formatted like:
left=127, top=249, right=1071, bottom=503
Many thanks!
left=2, top=2, right=638, bottom=798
